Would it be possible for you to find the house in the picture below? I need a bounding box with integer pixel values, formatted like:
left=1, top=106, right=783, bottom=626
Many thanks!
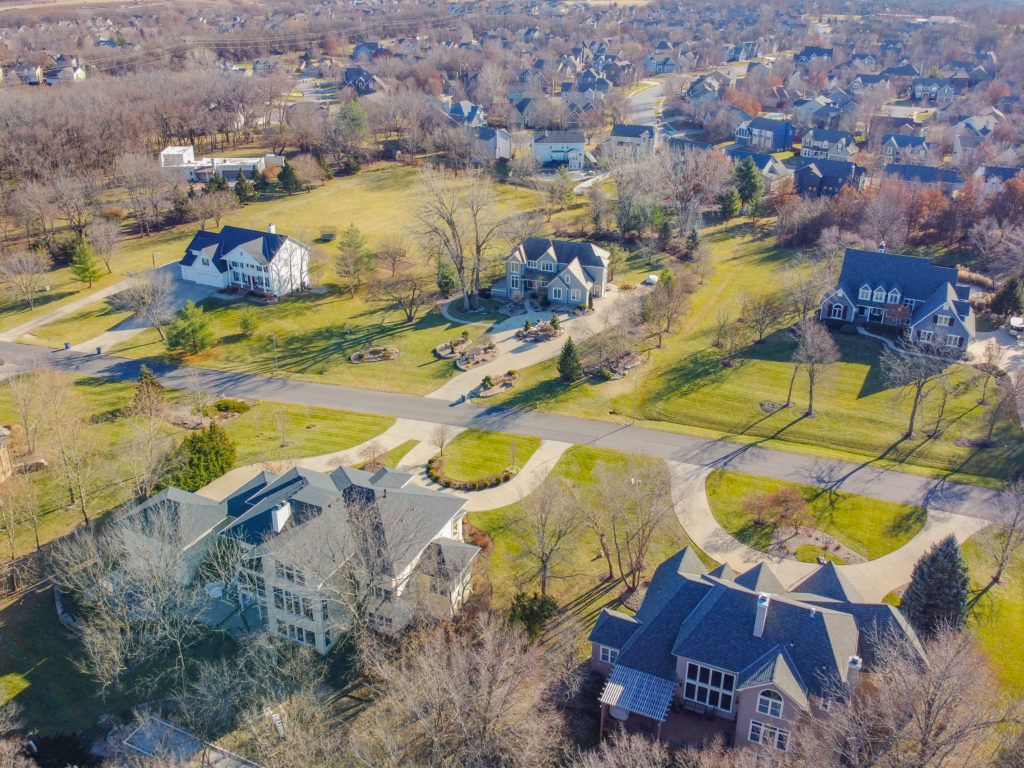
left=159, top=145, right=284, bottom=183
left=794, top=159, right=865, bottom=197
left=972, top=165, right=1024, bottom=197
left=44, top=56, right=86, bottom=85
left=342, top=66, right=381, bottom=96
left=870, top=115, right=923, bottom=140
left=794, top=46, right=833, bottom=65
left=735, top=117, right=794, bottom=153
left=607, top=124, right=658, bottom=154
left=514, top=98, right=541, bottom=128
left=12, top=63, right=42, bottom=86
left=496, top=238, right=610, bottom=305
left=590, top=548, right=922, bottom=751
left=450, top=100, right=487, bottom=127
left=252, top=58, right=279, bottom=77
left=725, top=148, right=793, bottom=193
left=352, top=41, right=388, bottom=62
left=472, top=126, right=512, bottom=165
left=180, top=224, right=310, bottom=297
left=883, top=164, right=960, bottom=195
left=851, top=73, right=890, bottom=94
left=882, top=134, right=930, bottom=165
left=800, top=129, right=858, bottom=162
left=532, top=130, right=585, bottom=170
left=819, top=247, right=975, bottom=350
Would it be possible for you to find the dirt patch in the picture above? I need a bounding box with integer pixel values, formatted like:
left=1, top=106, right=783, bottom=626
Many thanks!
left=759, top=400, right=788, bottom=414
left=350, top=346, right=399, bottom=363
left=769, top=526, right=866, bottom=564
left=954, top=437, right=995, bottom=448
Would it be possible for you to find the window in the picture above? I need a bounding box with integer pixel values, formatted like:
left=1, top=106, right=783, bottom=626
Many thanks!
left=510, top=276, right=520, bottom=291
left=918, top=330, right=934, bottom=343
left=542, top=261, right=555, bottom=272
left=757, top=690, right=783, bottom=718
left=527, top=260, right=538, bottom=269
left=887, top=290, right=900, bottom=304
left=872, top=288, right=886, bottom=302
left=275, top=561, right=305, bottom=585
left=274, top=587, right=312, bottom=619
left=946, top=334, right=962, bottom=348
left=935, top=314, right=953, bottom=327
left=368, top=611, right=393, bottom=628
left=902, top=297, right=916, bottom=307
left=819, top=699, right=831, bottom=712
left=201, top=257, right=211, bottom=267
left=374, top=586, right=392, bottom=603
left=684, top=662, right=735, bottom=712
left=232, top=271, right=241, bottom=282
left=830, top=304, right=844, bottom=320
left=859, top=285, right=871, bottom=300
left=599, top=646, right=618, bottom=664
left=510, top=262, right=520, bottom=274
left=571, top=289, right=581, bottom=302
left=552, top=287, right=563, bottom=301
left=749, top=720, right=789, bottom=751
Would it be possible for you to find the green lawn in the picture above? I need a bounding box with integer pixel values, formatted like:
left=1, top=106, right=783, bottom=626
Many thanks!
left=705, top=469, right=926, bottom=560
left=444, top=298, right=507, bottom=325
left=383, top=439, right=418, bottom=468
left=796, top=545, right=845, bottom=564
left=482, top=222, right=1024, bottom=484
left=18, top=299, right=132, bottom=348
left=440, top=428, right=540, bottom=482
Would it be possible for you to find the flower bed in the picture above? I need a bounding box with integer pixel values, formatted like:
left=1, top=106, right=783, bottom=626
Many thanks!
left=515, top=321, right=562, bottom=343
left=350, top=346, right=399, bottom=364
left=455, top=343, right=498, bottom=371
left=435, top=338, right=469, bottom=359
left=476, top=371, right=520, bottom=398
left=427, top=454, right=517, bottom=490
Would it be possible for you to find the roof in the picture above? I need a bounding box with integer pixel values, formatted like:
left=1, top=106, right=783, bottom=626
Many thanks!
left=792, top=561, right=864, bottom=603
left=884, top=133, right=928, bottom=148
left=512, top=238, right=609, bottom=270
left=736, top=646, right=809, bottom=710
left=533, top=130, right=585, bottom=144
left=836, top=248, right=961, bottom=307
left=589, top=608, right=641, bottom=648
left=127, top=487, right=226, bottom=549
left=804, top=128, right=855, bottom=145
left=747, top=116, right=792, bottom=132
left=734, top=563, right=786, bottom=594
left=610, top=123, right=656, bottom=138
left=600, top=665, right=676, bottom=722
left=884, top=164, right=959, bottom=185
left=181, top=225, right=300, bottom=273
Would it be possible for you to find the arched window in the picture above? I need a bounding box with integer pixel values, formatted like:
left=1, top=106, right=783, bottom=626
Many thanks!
left=757, top=689, right=783, bottom=718
left=831, top=304, right=845, bottom=319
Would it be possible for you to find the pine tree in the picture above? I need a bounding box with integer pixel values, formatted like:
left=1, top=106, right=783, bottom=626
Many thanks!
left=234, top=173, right=257, bottom=204
left=685, top=228, right=700, bottom=257
left=70, top=238, right=103, bottom=288
left=167, top=422, right=236, bottom=491
left=166, top=300, right=216, bottom=355
left=733, top=156, right=764, bottom=206
left=901, top=534, right=969, bottom=637
left=131, top=364, right=165, bottom=415
left=719, top=188, right=741, bottom=219
left=558, top=336, right=583, bottom=382
left=204, top=175, right=229, bottom=194
left=252, top=169, right=270, bottom=194
left=991, top=276, right=1024, bottom=316
left=278, top=161, right=302, bottom=195
left=550, top=313, right=561, bottom=331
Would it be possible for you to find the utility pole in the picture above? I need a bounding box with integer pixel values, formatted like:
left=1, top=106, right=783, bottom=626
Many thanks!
left=266, top=332, right=279, bottom=376
left=632, top=375, right=638, bottom=425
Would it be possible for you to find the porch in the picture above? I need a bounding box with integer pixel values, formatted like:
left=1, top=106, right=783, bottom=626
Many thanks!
left=601, top=704, right=735, bottom=749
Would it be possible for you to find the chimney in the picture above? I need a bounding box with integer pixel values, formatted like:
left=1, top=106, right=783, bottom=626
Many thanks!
left=847, top=655, right=863, bottom=692
left=754, top=593, right=770, bottom=638
left=271, top=501, right=291, bottom=534
left=268, top=223, right=276, bottom=234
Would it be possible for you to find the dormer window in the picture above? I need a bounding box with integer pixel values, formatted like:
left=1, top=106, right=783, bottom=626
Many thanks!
left=858, top=285, right=871, bottom=300
left=887, top=289, right=900, bottom=304
left=872, top=288, right=886, bottom=302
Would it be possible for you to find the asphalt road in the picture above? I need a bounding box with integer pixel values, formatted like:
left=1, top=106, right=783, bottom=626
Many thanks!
left=0, top=340, right=1003, bottom=521
left=628, top=81, right=663, bottom=125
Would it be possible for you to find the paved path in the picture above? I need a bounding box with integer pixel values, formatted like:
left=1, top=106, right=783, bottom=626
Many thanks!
left=669, top=462, right=990, bottom=600
left=0, top=340, right=1003, bottom=523
left=0, top=280, right=132, bottom=342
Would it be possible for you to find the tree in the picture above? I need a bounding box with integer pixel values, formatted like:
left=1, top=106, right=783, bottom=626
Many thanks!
left=369, top=274, right=429, bottom=323
left=70, top=237, right=103, bottom=288
left=507, top=592, right=559, bottom=641
left=131, top=364, right=165, bottom=418
left=252, top=169, right=270, bottom=194
left=991, top=275, right=1024, bottom=316
left=116, top=270, right=175, bottom=341
left=277, top=160, right=302, bottom=195
left=238, top=306, right=260, bottom=337
left=515, top=480, right=581, bottom=597
left=568, top=733, right=674, bottom=768
left=968, top=483, right=1024, bottom=610
left=39, top=373, right=100, bottom=524
left=85, top=218, right=121, bottom=273
left=430, top=423, right=452, bottom=456
left=640, top=267, right=695, bottom=347
left=435, top=259, right=457, bottom=296
left=880, top=340, right=954, bottom=438
left=790, top=319, right=840, bottom=415
left=166, top=300, right=216, bottom=355
left=0, top=249, right=51, bottom=309
left=195, top=189, right=238, bottom=230
left=902, top=534, right=969, bottom=637
left=7, top=368, right=50, bottom=455
left=733, top=156, right=764, bottom=206
left=167, top=423, right=236, bottom=492
left=375, top=236, right=408, bottom=276
left=977, top=338, right=1005, bottom=404
left=684, top=228, right=700, bottom=257
left=742, top=291, right=786, bottom=342
left=234, top=173, right=257, bottom=204
left=558, top=336, right=584, bottom=382
left=334, top=224, right=375, bottom=296
left=719, top=187, right=741, bottom=219
left=600, top=458, right=673, bottom=590
left=114, top=152, right=170, bottom=236
left=0, top=704, right=35, bottom=768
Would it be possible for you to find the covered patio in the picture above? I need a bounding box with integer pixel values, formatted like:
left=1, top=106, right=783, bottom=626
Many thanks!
left=601, top=704, right=735, bottom=749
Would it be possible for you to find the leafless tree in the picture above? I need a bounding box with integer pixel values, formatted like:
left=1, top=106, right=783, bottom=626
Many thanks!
left=788, top=319, right=840, bottom=415
left=514, top=479, right=582, bottom=596
left=640, top=267, right=696, bottom=347
left=0, top=249, right=51, bottom=310
left=290, top=153, right=329, bottom=191
left=568, top=733, right=675, bottom=768
left=6, top=367, right=53, bottom=455
left=121, top=414, right=177, bottom=499
left=114, top=152, right=171, bottom=236
left=369, top=274, right=430, bottom=323
left=742, top=292, right=787, bottom=342
left=85, top=218, right=122, bottom=274
left=977, top=338, right=1006, bottom=404
left=785, top=257, right=832, bottom=320
left=194, top=190, right=238, bottom=230
left=39, top=372, right=101, bottom=524
left=375, top=236, right=409, bottom=277
left=360, top=440, right=387, bottom=471
left=52, top=170, right=98, bottom=237
left=969, top=482, right=1024, bottom=609
left=430, top=423, right=452, bottom=456
left=880, top=339, right=955, bottom=438
left=116, top=271, right=176, bottom=341
left=0, top=704, right=34, bottom=768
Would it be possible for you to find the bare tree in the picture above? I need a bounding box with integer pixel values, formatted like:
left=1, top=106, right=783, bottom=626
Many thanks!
left=880, top=340, right=954, bottom=438
left=375, top=236, right=408, bottom=277
left=116, top=270, right=176, bottom=341
left=360, top=440, right=387, bottom=471
left=742, top=291, right=787, bottom=342
left=85, top=218, right=122, bottom=274
left=39, top=373, right=101, bottom=524
left=640, top=267, right=696, bottom=347
left=0, top=249, right=51, bottom=310
left=600, top=458, right=673, bottom=590
left=369, top=274, right=430, bottom=323
left=568, top=733, right=675, bottom=768
left=430, top=423, right=453, bottom=456
left=977, top=338, right=1006, bottom=405
left=7, top=367, right=52, bottom=455
left=114, top=152, right=171, bottom=236
left=969, top=483, right=1024, bottom=609
left=194, top=190, right=238, bottom=230
left=785, top=257, right=832, bottom=320
left=515, top=480, right=582, bottom=596
left=0, top=704, right=35, bottom=768
left=121, top=414, right=177, bottom=499
left=789, top=319, right=840, bottom=415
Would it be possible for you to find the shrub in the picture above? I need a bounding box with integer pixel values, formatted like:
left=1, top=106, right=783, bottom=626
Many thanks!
left=550, top=313, right=561, bottom=331
left=166, top=423, right=236, bottom=492
left=508, top=592, right=558, bottom=641
left=461, top=328, right=471, bottom=341
left=238, top=307, right=260, bottom=337
left=506, top=369, right=518, bottom=377
left=596, top=368, right=615, bottom=381
left=524, top=318, right=532, bottom=332
left=214, top=398, right=250, bottom=414
left=482, top=374, right=496, bottom=389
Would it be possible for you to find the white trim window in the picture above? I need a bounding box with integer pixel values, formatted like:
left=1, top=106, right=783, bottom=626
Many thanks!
left=859, top=285, right=871, bottom=300
left=684, top=662, right=735, bottom=711
left=946, top=334, right=962, bottom=348
left=887, top=290, right=900, bottom=304
left=831, top=304, right=844, bottom=319
left=571, top=289, right=581, bottom=302
left=542, top=261, right=555, bottom=272
left=510, top=276, right=520, bottom=291
left=552, top=287, right=563, bottom=301
left=201, top=257, right=211, bottom=267
left=935, top=314, right=953, bottom=327
left=527, top=260, right=538, bottom=269
left=749, top=720, right=790, bottom=751
left=872, top=288, right=886, bottom=302
left=918, top=330, right=934, bottom=343
left=757, top=690, right=783, bottom=718
left=510, top=262, right=521, bottom=274
left=599, top=645, right=618, bottom=664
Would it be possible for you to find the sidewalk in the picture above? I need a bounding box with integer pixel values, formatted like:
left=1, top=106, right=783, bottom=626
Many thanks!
left=668, top=461, right=989, bottom=601
left=0, top=279, right=131, bottom=342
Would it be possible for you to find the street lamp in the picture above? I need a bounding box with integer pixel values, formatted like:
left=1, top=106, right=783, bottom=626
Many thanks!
left=632, top=375, right=638, bottom=425
left=266, top=332, right=279, bottom=376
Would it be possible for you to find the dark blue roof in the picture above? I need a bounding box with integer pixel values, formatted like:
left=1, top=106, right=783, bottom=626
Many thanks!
left=836, top=248, right=959, bottom=307
left=884, top=164, right=958, bottom=185
left=182, top=225, right=291, bottom=272
left=804, top=128, right=855, bottom=144
left=611, top=123, right=656, bottom=138
left=590, top=609, right=640, bottom=649
left=748, top=116, right=792, bottom=132
left=884, top=133, right=928, bottom=148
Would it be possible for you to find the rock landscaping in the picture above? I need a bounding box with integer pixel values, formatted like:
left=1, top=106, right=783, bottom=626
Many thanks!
left=350, top=346, right=399, bottom=364
left=515, top=319, right=562, bottom=343
left=456, top=342, right=498, bottom=371
left=435, top=337, right=469, bottom=359
left=475, top=370, right=520, bottom=398
left=427, top=454, right=517, bottom=490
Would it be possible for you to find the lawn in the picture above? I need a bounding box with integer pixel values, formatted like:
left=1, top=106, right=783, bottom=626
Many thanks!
left=383, top=439, right=418, bottom=468
left=469, top=445, right=714, bottom=643
left=18, top=299, right=132, bottom=348
left=705, top=469, right=927, bottom=560
left=440, top=428, right=540, bottom=482
left=482, top=222, right=1024, bottom=484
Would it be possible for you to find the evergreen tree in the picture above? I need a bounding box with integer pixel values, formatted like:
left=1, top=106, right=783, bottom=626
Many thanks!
left=991, top=276, right=1024, bottom=316
left=901, top=534, right=969, bottom=637
left=550, top=313, right=561, bottom=331
left=733, top=156, right=764, bottom=206
left=507, top=592, right=558, bottom=641
left=203, top=175, right=230, bottom=194
left=252, top=169, right=270, bottom=194
left=558, top=336, right=583, bottom=382
left=70, top=238, right=103, bottom=288
left=334, top=224, right=375, bottom=296
left=277, top=161, right=302, bottom=195
left=131, top=364, right=165, bottom=415
left=314, top=152, right=334, bottom=180
left=719, top=188, right=741, bottom=219
left=166, top=300, right=216, bottom=355
left=167, top=423, right=236, bottom=492
left=234, top=173, right=257, bottom=204
left=685, top=228, right=700, bottom=256
left=436, top=260, right=457, bottom=295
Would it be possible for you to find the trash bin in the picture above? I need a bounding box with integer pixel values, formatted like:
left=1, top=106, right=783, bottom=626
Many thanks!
left=96, top=346, right=102, bottom=355
left=64, top=342, right=70, bottom=350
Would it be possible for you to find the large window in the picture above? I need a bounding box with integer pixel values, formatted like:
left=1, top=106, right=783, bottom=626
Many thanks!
left=571, top=289, right=581, bottom=302
left=510, top=276, right=520, bottom=291
left=510, top=262, right=520, bottom=274
left=684, top=662, right=735, bottom=712
left=749, top=720, right=789, bottom=751
left=831, top=304, right=844, bottom=319
left=918, top=330, right=934, bottom=343
left=273, top=587, right=313, bottom=620
left=859, top=286, right=871, bottom=300
left=946, top=334, right=962, bottom=348
left=275, top=561, right=305, bottom=585
left=276, top=620, right=316, bottom=646
left=757, top=690, right=783, bottom=718
left=600, top=646, right=618, bottom=664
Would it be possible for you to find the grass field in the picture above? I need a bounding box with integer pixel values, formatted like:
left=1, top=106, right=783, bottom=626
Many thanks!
left=440, top=429, right=540, bottom=482
left=18, top=299, right=131, bottom=348
left=383, top=439, right=418, bottom=468
left=481, top=222, right=1024, bottom=484
left=705, top=469, right=927, bottom=560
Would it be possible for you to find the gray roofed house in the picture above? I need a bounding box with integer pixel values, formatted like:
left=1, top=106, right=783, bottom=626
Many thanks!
left=800, top=129, right=858, bottom=162
left=496, top=237, right=610, bottom=305
left=589, top=548, right=923, bottom=752
left=532, top=130, right=586, bottom=169
left=607, top=124, right=658, bottom=153
left=819, top=247, right=974, bottom=351
left=883, top=163, right=960, bottom=195
left=882, top=133, right=930, bottom=165
left=180, top=224, right=310, bottom=297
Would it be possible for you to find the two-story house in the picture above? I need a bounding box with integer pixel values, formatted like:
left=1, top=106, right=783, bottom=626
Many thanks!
left=532, top=130, right=586, bottom=170
left=794, top=159, right=866, bottom=197
left=819, top=247, right=975, bottom=350
left=496, top=238, right=609, bottom=305
left=724, top=148, right=793, bottom=194
left=882, top=133, right=930, bottom=165
left=735, top=117, right=795, bottom=153
left=800, top=129, right=858, bottom=162
left=472, top=126, right=512, bottom=165
left=180, top=224, right=310, bottom=297
left=590, top=548, right=922, bottom=752
left=607, top=124, right=658, bottom=154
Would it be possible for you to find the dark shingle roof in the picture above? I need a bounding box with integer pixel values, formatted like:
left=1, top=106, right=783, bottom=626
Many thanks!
left=128, top=487, right=226, bottom=548
left=884, top=164, right=958, bottom=185
left=516, top=238, right=608, bottom=269
left=589, top=608, right=640, bottom=648
left=533, top=130, right=585, bottom=144
left=734, top=563, right=786, bottom=594
left=182, top=225, right=292, bottom=272
left=611, top=123, right=656, bottom=138
left=792, top=561, right=864, bottom=603
left=837, top=248, right=959, bottom=306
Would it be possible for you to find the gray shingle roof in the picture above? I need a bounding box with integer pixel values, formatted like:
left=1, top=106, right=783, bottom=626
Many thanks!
left=737, top=646, right=809, bottom=710
left=837, top=248, right=960, bottom=309
left=611, top=123, right=656, bottom=138
left=533, top=130, right=584, bottom=144
left=792, top=561, right=864, bottom=603
left=734, top=563, right=786, bottom=594
left=181, top=225, right=293, bottom=272
left=589, top=608, right=640, bottom=649
left=128, top=487, right=226, bottom=548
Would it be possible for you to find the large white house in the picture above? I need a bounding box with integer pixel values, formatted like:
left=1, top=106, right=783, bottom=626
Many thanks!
left=159, top=145, right=284, bottom=183
left=532, top=130, right=586, bottom=170
left=180, top=225, right=310, bottom=297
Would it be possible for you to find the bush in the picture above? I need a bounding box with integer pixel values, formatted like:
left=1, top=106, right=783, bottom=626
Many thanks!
left=214, top=398, right=250, bottom=414
left=506, top=369, right=518, bottom=377
left=508, top=592, right=558, bottom=641
left=596, top=368, right=615, bottom=381
left=482, top=374, right=496, bottom=389
left=166, top=423, right=236, bottom=492
left=238, top=307, right=260, bottom=337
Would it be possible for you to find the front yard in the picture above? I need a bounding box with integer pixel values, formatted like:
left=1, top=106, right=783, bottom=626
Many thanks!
left=440, top=429, right=540, bottom=482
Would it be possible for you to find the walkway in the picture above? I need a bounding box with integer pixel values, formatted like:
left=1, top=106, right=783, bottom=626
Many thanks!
left=669, top=461, right=990, bottom=601
left=0, top=279, right=131, bottom=342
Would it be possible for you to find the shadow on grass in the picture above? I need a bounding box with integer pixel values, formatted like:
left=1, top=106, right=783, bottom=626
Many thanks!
left=0, top=289, right=76, bottom=320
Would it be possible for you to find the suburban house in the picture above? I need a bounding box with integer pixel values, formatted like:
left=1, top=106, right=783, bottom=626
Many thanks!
left=607, top=124, right=658, bottom=154
left=800, top=129, right=858, bottom=162
left=471, top=126, right=512, bottom=165
left=591, top=548, right=922, bottom=751
left=129, top=465, right=479, bottom=655
left=252, top=58, right=280, bottom=76
left=159, top=145, right=284, bottom=183
left=180, top=224, right=310, bottom=297
left=342, top=66, right=382, bottom=95
left=724, top=148, right=793, bottom=194
left=735, top=117, right=795, bottom=153
left=972, top=165, right=1024, bottom=197
left=794, top=46, right=833, bottom=65
left=495, top=238, right=609, bottom=305
left=532, top=130, right=586, bottom=170
left=819, top=247, right=975, bottom=350
left=44, top=54, right=86, bottom=85
left=882, top=134, right=930, bottom=165
left=883, top=164, right=960, bottom=195
left=794, top=159, right=866, bottom=197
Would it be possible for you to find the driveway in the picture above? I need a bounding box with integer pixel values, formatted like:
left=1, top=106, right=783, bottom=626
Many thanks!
left=628, top=80, right=664, bottom=126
